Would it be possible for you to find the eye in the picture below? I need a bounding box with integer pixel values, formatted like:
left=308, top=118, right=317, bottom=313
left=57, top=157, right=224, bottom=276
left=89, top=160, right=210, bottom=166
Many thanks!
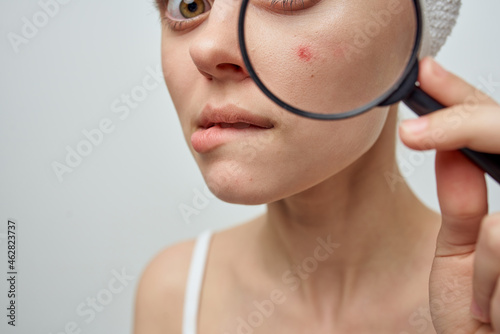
left=167, top=0, right=211, bottom=20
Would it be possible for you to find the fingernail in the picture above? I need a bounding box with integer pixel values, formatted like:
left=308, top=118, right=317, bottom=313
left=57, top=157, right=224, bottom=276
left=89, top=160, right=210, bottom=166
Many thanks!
left=470, top=299, right=488, bottom=323
left=400, top=117, right=429, bottom=135
left=430, top=58, right=447, bottom=77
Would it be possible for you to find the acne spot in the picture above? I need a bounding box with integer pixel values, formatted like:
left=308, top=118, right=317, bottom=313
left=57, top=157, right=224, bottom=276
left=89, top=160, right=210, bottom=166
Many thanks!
left=297, top=45, right=313, bottom=62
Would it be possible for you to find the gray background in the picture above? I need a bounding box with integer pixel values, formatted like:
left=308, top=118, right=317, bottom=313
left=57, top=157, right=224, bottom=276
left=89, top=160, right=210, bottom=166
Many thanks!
left=1, top=0, right=499, bottom=333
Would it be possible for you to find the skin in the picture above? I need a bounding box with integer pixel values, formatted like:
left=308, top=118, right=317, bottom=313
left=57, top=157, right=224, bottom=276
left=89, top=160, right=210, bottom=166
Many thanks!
left=134, top=0, right=500, bottom=333
left=161, top=0, right=414, bottom=205
left=296, top=45, right=313, bottom=62
left=401, top=59, right=500, bottom=333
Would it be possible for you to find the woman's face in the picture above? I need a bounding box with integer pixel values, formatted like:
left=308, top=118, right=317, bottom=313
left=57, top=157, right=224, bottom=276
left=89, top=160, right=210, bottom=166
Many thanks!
left=158, top=0, right=416, bottom=204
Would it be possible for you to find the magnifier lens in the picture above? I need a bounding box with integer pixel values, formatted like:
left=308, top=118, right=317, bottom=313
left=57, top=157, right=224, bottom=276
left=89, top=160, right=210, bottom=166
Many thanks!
left=241, top=0, right=418, bottom=117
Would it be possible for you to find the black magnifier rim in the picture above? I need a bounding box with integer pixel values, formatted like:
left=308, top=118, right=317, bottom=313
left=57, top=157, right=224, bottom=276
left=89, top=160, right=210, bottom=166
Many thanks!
left=238, top=0, right=423, bottom=120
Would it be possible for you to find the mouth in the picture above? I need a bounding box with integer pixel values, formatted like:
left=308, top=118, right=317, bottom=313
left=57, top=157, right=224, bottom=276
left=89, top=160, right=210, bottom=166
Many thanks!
left=191, top=104, right=274, bottom=153
left=198, top=105, right=274, bottom=130
left=203, top=122, right=273, bottom=130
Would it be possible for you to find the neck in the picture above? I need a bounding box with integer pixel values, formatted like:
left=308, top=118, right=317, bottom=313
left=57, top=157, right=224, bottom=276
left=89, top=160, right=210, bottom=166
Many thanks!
left=257, top=106, right=440, bottom=310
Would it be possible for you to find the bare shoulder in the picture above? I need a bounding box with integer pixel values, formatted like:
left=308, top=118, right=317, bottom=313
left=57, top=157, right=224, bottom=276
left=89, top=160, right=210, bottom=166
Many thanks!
left=133, top=237, right=196, bottom=334
left=133, top=216, right=264, bottom=334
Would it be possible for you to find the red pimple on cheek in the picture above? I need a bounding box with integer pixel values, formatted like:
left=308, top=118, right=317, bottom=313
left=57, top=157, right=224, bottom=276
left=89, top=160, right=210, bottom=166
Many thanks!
left=297, top=45, right=313, bottom=62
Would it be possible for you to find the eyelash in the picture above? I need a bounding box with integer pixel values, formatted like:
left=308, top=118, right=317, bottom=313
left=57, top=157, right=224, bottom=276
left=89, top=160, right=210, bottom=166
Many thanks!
left=154, top=0, right=308, bottom=31
left=270, top=0, right=305, bottom=11
left=161, top=16, right=186, bottom=32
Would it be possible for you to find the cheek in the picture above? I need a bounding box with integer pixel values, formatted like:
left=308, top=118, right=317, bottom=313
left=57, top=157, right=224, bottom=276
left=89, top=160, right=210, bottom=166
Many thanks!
left=280, top=107, right=390, bottom=199
left=161, top=36, right=199, bottom=137
left=246, top=1, right=415, bottom=115
left=201, top=106, right=389, bottom=205
left=162, top=39, right=191, bottom=105
left=287, top=107, right=390, bottom=177
left=295, top=45, right=314, bottom=62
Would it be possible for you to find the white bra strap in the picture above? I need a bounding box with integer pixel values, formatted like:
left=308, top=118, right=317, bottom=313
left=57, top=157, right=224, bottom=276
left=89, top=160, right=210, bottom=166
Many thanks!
left=182, top=230, right=213, bottom=334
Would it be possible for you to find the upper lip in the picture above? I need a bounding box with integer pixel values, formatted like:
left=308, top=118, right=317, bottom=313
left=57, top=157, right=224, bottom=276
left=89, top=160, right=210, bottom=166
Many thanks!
left=197, top=104, right=274, bottom=129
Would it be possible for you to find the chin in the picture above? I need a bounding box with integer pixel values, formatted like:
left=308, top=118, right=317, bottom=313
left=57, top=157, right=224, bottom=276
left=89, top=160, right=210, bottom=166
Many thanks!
left=208, top=187, right=270, bottom=206
left=199, top=158, right=331, bottom=206
left=202, top=166, right=275, bottom=205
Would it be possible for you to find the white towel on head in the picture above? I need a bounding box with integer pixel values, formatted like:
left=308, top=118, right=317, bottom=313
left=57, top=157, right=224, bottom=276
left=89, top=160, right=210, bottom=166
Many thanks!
left=421, top=0, right=461, bottom=57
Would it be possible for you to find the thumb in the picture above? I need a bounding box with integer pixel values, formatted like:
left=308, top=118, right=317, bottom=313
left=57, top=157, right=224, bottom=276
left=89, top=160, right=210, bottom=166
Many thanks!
left=435, top=150, right=488, bottom=257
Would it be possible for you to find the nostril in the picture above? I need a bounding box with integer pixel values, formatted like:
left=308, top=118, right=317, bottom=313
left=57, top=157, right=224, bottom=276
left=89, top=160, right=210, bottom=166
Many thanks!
left=216, top=63, right=243, bottom=73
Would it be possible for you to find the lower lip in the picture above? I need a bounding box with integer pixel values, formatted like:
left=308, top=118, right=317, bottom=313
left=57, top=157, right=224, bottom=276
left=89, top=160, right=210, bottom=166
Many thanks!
left=191, top=125, right=272, bottom=153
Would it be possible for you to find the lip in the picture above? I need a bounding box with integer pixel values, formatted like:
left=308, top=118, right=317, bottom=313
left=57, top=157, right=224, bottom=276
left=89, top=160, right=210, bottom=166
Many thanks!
left=196, top=104, right=274, bottom=129
left=191, top=104, right=274, bottom=153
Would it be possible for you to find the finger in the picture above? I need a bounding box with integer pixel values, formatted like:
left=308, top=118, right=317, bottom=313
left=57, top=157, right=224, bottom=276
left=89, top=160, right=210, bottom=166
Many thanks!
left=473, top=212, right=500, bottom=324
left=434, top=150, right=488, bottom=257
left=399, top=103, right=500, bottom=153
left=418, top=57, right=497, bottom=108
left=399, top=57, right=500, bottom=153
left=490, top=272, right=500, bottom=332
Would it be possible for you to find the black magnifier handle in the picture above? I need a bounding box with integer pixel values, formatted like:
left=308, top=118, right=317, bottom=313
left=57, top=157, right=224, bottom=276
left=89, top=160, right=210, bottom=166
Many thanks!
left=403, top=87, right=500, bottom=184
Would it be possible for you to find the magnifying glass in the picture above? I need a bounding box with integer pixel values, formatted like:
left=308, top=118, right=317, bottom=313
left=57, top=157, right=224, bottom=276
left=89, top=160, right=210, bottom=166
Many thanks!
left=238, top=0, right=500, bottom=184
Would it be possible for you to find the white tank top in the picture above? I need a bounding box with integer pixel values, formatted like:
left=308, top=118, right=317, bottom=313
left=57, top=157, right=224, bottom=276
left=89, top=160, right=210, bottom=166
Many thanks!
left=182, top=230, right=213, bottom=334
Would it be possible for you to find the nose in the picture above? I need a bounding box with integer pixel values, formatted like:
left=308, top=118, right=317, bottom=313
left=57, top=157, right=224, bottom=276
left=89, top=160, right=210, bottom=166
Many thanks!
left=189, top=0, right=249, bottom=82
